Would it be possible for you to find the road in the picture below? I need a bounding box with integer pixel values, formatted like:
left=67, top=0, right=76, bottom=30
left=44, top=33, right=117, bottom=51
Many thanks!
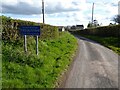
left=60, top=35, right=119, bottom=88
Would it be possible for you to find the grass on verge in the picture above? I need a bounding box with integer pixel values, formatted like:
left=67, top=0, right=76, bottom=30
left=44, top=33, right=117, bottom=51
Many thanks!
left=2, top=32, right=77, bottom=88
left=80, top=35, right=120, bottom=55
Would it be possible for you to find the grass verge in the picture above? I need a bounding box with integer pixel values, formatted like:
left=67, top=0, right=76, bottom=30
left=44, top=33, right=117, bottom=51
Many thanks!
left=80, top=35, right=120, bottom=55
left=2, top=32, right=77, bottom=88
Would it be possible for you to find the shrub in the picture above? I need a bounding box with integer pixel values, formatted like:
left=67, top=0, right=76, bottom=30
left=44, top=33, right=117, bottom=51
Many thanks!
left=1, top=15, right=59, bottom=43
left=74, top=25, right=120, bottom=37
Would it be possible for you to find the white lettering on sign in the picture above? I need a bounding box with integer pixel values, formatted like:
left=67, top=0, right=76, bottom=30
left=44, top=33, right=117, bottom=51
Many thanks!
left=20, top=26, right=40, bottom=35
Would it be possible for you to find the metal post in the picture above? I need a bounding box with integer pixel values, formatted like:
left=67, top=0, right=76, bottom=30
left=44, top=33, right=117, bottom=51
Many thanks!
left=36, top=36, right=38, bottom=55
left=24, top=35, right=27, bottom=53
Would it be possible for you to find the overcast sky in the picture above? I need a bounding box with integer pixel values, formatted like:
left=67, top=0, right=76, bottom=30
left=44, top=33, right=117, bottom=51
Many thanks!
left=1, top=0, right=119, bottom=28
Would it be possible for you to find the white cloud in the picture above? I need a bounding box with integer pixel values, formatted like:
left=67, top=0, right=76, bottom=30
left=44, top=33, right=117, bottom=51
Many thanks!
left=2, top=0, right=18, bottom=5
left=1, top=0, right=119, bottom=27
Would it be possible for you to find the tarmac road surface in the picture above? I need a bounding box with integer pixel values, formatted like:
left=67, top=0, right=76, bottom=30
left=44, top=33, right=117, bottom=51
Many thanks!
left=62, top=35, right=119, bottom=88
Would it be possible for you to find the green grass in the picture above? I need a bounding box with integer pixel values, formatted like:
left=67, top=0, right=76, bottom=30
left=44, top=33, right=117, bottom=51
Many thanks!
left=2, top=32, right=77, bottom=88
left=80, top=35, right=120, bottom=55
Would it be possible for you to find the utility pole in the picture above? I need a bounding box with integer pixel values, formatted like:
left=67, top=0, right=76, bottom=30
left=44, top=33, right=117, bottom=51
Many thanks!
left=42, top=0, right=45, bottom=24
left=118, top=1, right=120, bottom=15
left=91, top=3, right=94, bottom=24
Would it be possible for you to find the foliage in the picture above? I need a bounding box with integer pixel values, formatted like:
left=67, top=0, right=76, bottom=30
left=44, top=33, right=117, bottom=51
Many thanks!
left=113, top=15, right=120, bottom=24
left=2, top=15, right=77, bottom=88
left=71, top=25, right=120, bottom=54
left=75, top=25, right=120, bottom=37
left=79, top=35, right=120, bottom=55
left=40, top=25, right=59, bottom=40
left=87, top=20, right=99, bottom=28
left=2, top=32, right=77, bottom=88
left=87, top=22, right=93, bottom=28
left=1, top=15, right=59, bottom=43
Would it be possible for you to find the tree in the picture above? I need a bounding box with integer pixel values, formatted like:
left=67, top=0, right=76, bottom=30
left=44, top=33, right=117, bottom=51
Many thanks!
left=87, top=22, right=92, bottom=28
left=93, top=19, right=99, bottom=27
left=87, top=20, right=99, bottom=28
left=109, top=23, right=113, bottom=26
left=113, top=15, right=120, bottom=24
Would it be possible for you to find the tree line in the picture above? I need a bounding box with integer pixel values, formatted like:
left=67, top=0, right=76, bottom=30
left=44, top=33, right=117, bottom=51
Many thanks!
left=87, top=15, right=120, bottom=28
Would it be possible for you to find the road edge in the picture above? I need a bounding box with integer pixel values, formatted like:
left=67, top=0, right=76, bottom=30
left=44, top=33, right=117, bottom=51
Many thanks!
left=55, top=39, right=80, bottom=88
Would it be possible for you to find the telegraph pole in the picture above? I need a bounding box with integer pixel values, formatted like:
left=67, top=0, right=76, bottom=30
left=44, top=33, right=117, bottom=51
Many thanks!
left=118, top=1, right=120, bottom=15
left=42, top=0, right=45, bottom=24
left=91, top=3, right=94, bottom=24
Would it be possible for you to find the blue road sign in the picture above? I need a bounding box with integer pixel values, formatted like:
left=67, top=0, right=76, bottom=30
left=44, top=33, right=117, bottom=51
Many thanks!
left=20, top=26, right=40, bottom=35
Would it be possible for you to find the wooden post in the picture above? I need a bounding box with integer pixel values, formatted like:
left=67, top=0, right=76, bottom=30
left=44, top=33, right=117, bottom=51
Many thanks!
left=42, top=0, right=45, bottom=24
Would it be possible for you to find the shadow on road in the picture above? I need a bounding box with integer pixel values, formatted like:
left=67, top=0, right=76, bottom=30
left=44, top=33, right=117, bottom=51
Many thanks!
left=71, top=33, right=101, bottom=45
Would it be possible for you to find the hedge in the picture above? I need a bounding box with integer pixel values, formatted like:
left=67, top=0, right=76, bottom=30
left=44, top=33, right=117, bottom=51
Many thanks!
left=73, top=25, right=120, bottom=37
left=1, top=15, right=59, bottom=43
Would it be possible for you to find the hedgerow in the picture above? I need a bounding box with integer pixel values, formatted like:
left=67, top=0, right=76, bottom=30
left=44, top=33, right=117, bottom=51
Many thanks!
left=73, top=25, right=120, bottom=37
left=1, top=15, right=59, bottom=43
left=1, top=15, right=78, bottom=88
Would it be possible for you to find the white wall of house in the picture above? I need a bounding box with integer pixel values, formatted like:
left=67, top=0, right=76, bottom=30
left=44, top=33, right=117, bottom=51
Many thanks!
left=62, top=27, right=65, bottom=31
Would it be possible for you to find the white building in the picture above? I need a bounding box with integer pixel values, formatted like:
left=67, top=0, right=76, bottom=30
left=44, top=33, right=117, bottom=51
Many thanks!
left=76, top=25, right=84, bottom=30
left=58, top=26, right=65, bottom=32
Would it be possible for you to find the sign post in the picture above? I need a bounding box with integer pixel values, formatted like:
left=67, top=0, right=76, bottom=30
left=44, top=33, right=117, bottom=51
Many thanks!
left=24, top=35, right=27, bottom=53
left=20, top=26, right=40, bottom=55
left=36, top=36, right=38, bottom=55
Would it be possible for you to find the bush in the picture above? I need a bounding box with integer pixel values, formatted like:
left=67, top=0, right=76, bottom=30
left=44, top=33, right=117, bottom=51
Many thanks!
left=74, top=25, right=120, bottom=37
left=1, top=15, right=59, bottom=43
left=2, top=32, right=77, bottom=88
left=2, top=15, right=78, bottom=88
left=40, top=24, right=59, bottom=40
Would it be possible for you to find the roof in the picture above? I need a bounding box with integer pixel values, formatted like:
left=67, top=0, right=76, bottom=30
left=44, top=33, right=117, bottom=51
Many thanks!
left=76, top=25, right=84, bottom=27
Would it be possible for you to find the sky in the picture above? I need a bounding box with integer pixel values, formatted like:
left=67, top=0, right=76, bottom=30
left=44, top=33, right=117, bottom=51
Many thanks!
left=1, top=0, right=119, bottom=28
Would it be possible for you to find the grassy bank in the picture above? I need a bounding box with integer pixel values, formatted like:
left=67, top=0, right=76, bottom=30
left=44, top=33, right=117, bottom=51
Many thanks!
left=80, top=35, right=120, bottom=55
left=2, top=32, right=77, bottom=88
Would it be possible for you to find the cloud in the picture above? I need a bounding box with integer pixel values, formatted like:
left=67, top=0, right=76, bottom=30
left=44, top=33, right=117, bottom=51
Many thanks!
left=111, top=3, right=118, bottom=7
left=2, top=0, right=80, bottom=15
left=1, top=0, right=119, bottom=27
left=2, top=2, right=41, bottom=15
left=45, top=2, right=79, bottom=14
